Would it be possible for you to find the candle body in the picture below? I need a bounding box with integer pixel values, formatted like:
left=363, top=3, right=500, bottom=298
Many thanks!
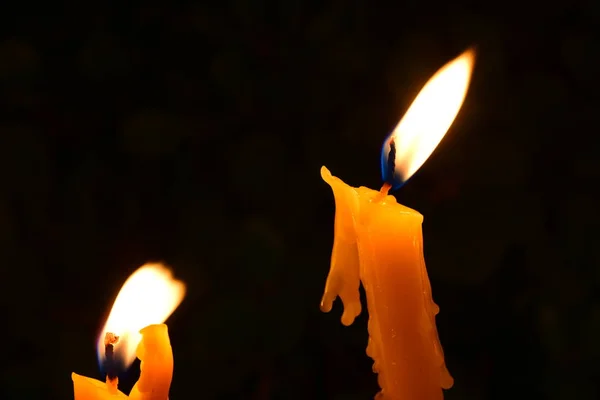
left=72, top=324, right=174, bottom=400
left=320, top=166, right=452, bottom=400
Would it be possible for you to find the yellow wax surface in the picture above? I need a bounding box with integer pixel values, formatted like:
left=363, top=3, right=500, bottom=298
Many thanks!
left=320, top=166, right=453, bottom=400
left=72, top=324, right=174, bottom=400
left=72, top=373, right=128, bottom=400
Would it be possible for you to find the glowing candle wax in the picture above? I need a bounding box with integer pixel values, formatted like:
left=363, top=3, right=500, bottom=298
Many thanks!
left=72, top=263, right=186, bottom=400
left=320, top=49, right=475, bottom=400
left=128, top=324, right=174, bottom=400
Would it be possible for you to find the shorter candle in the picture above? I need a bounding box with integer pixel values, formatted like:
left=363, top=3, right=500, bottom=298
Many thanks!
left=72, top=263, right=186, bottom=399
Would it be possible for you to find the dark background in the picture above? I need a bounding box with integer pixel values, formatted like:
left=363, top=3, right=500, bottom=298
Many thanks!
left=1, top=1, right=599, bottom=399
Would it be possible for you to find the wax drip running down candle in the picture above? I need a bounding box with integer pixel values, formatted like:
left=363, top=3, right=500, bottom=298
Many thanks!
left=320, top=49, right=475, bottom=400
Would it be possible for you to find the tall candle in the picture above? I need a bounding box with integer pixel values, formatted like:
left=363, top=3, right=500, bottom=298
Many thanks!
left=320, top=50, right=475, bottom=400
left=72, top=263, right=186, bottom=399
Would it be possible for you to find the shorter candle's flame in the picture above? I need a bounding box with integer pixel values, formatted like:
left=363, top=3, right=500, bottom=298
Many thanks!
left=96, top=263, right=186, bottom=370
left=381, top=48, right=475, bottom=189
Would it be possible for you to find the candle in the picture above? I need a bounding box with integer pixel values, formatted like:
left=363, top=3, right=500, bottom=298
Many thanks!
left=72, top=263, right=186, bottom=399
left=320, top=49, right=475, bottom=400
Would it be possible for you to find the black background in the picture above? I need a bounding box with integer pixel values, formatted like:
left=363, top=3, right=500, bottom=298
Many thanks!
left=1, top=1, right=599, bottom=399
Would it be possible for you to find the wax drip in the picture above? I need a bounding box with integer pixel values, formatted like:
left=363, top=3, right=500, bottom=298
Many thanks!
left=319, top=166, right=363, bottom=326
left=366, top=310, right=387, bottom=400
left=417, top=237, right=454, bottom=390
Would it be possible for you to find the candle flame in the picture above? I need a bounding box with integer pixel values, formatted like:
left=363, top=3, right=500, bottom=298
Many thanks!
left=381, top=48, right=475, bottom=189
left=96, top=263, right=186, bottom=369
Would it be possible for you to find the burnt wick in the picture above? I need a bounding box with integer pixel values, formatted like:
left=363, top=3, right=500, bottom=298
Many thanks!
left=387, top=138, right=397, bottom=182
left=104, top=332, right=120, bottom=391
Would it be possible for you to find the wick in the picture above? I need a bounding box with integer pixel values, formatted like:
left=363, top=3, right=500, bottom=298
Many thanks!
left=374, top=182, right=392, bottom=203
left=380, top=182, right=392, bottom=196
left=106, top=376, right=119, bottom=394
left=104, top=332, right=120, bottom=393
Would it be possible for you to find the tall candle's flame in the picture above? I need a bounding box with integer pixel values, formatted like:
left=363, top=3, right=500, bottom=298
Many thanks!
left=381, top=49, right=475, bottom=189
left=96, top=263, right=186, bottom=370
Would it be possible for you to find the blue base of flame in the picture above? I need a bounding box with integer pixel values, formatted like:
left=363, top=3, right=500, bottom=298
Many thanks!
left=99, top=355, right=127, bottom=378
left=98, top=349, right=127, bottom=378
left=380, top=133, right=407, bottom=191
